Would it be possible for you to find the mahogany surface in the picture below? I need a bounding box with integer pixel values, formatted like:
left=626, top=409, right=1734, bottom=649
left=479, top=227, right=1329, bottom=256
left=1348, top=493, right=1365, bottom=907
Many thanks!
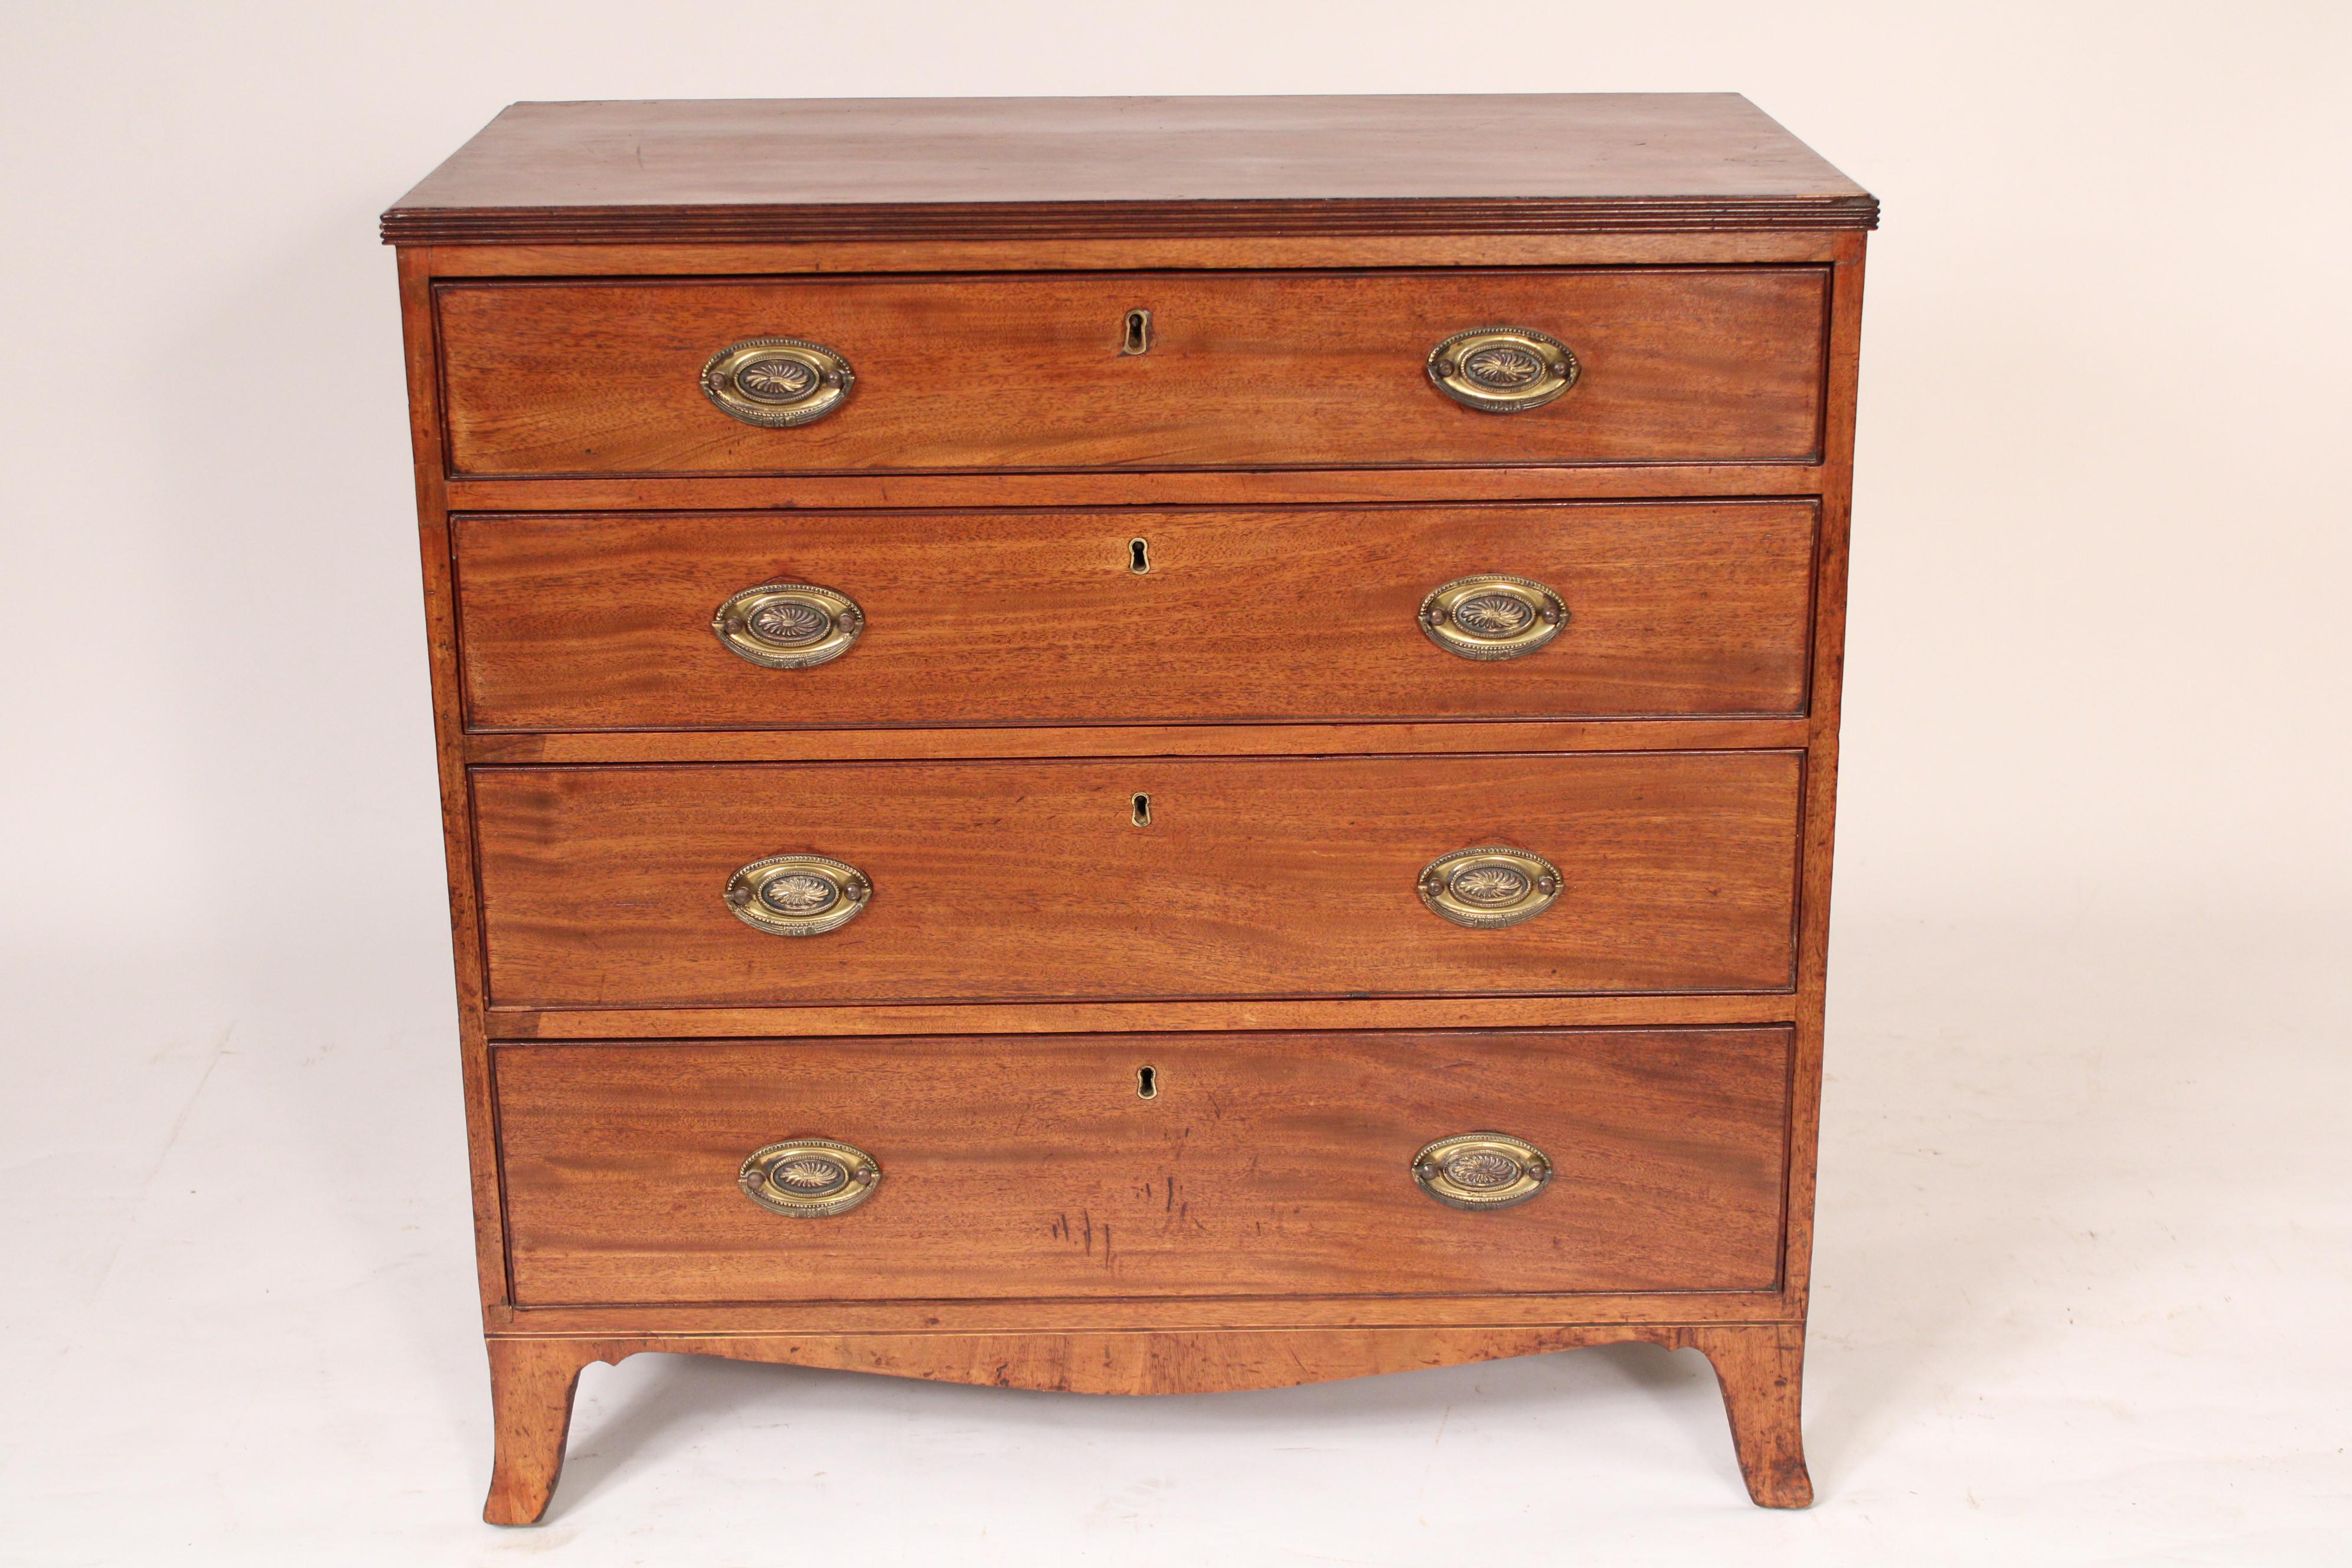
left=453, top=501, right=1817, bottom=731
left=387, top=93, right=1871, bottom=1520
left=436, top=269, right=1828, bottom=476
left=481, top=1322, right=1807, bottom=1522
left=471, top=752, right=1803, bottom=1007
left=384, top=93, right=1877, bottom=246
left=466, top=716, right=1811, bottom=767
left=494, top=1028, right=1790, bottom=1304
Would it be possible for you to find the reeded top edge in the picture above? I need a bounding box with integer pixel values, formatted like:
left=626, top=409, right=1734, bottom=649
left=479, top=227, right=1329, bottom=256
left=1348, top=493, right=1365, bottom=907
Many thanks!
left=381, top=93, right=1878, bottom=245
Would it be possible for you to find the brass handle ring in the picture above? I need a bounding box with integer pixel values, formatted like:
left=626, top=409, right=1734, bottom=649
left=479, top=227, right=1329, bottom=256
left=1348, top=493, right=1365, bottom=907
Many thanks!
left=1412, top=1132, right=1552, bottom=1210
left=726, top=852, right=871, bottom=937
left=702, top=337, right=855, bottom=426
left=1420, top=574, right=1568, bottom=661
left=1426, top=326, right=1579, bottom=413
left=1418, top=845, right=1562, bottom=929
left=740, top=1138, right=882, bottom=1217
left=713, top=581, right=864, bottom=669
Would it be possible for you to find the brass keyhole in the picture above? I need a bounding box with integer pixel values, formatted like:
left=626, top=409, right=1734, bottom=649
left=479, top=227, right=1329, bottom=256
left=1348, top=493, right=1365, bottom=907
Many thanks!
left=1131, top=792, right=1152, bottom=827
left=1136, top=1064, right=1158, bottom=1099
left=1128, top=537, right=1151, bottom=574
left=1122, top=308, right=1154, bottom=355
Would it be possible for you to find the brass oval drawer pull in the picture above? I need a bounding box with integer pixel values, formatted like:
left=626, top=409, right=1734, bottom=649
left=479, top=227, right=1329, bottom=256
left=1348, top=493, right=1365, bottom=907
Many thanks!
left=725, top=852, right=871, bottom=936
left=740, top=1137, right=882, bottom=1217
left=1418, top=845, right=1561, bottom=929
left=1419, top=573, right=1568, bottom=661
left=712, top=581, right=864, bottom=669
left=1412, top=1132, right=1552, bottom=1210
left=1426, top=325, right=1580, bottom=413
left=701, top=336, right=855, bottom=426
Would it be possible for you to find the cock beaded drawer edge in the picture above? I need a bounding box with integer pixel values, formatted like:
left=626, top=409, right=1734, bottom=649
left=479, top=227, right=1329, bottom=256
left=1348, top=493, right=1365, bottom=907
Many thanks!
left=383, top=93, right=1875, bottom=1521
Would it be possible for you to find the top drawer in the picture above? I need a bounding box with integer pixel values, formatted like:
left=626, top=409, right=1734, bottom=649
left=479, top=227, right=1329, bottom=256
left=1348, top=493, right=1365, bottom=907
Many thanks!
left=435, top=269, right=1830, bottom=478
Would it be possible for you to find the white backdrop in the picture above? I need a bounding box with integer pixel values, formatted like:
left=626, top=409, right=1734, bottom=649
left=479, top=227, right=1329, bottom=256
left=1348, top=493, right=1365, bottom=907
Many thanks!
left=4, top=4, right=2347, bottom=1563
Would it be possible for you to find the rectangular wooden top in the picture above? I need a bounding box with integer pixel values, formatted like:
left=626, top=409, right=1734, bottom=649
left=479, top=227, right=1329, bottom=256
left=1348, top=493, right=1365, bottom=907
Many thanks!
left=382, top=93, right=1875, bottom=245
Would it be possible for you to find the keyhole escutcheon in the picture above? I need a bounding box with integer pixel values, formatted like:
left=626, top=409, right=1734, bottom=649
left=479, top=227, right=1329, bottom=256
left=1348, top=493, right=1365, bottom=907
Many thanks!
left=1137, top=1064, right=1159, bottom=1099
left=1122, top=308, right=1154, bottom=355
left=1128, top=537, right=1151, bottom=574
left=1131, top=792, right=1152, bottom=827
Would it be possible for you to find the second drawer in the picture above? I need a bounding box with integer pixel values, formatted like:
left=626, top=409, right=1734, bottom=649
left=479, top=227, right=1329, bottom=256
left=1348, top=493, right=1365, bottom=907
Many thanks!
left=453, top=501, right=1818, bottom=731
left=474, top=750, right=1802, bottom=1008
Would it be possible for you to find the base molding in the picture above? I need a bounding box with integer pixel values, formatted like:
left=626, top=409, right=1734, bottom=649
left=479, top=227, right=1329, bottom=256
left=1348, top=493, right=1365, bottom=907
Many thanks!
left=480, top=1320, right=1811, bottom=1522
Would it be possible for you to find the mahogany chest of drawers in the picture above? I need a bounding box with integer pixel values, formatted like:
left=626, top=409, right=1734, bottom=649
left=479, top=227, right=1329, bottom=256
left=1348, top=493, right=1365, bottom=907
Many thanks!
left=383, top=93, right=1874, bottom=1520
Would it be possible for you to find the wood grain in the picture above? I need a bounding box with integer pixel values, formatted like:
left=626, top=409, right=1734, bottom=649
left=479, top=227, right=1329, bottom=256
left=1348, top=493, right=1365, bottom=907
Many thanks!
left=453, top=501, right=1817, bottom=732
left=396, top=250, right=514, bottom=1312
left=436, top=269, right=1828, bottom=476
left=489, top=991, right=1799, bottom=1042
left=442, top=462, right=1832, bottom=514
left=1779, top=231, right=1868, bottom=1326
left=494, top=1323, right=1739, bottom=1394
left=1692, top=1322, right=1813, bottom=1507
left=412, top=230, right=1852, bottom=280
left=491, top=1291, right=1794, bottom=1335
left=492, top=1028, right=1791, bottom=1305
left=482, top=1337, right=584, bottom=1525
left=384, top=94, right=1875, bottom=246
left=479, top=1319, right=1808, bottom=1521
left=463, top=718, right=1812, bottom=767
left=385, top=93, right=1872, bottom=1520
left=471, top=752, right=1803, bottom=1007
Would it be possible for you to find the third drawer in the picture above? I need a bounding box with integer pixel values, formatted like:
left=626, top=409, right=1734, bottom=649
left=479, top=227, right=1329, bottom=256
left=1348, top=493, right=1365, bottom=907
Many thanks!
left=474, top=750, right=1803, bottom=1009
left=453, top=501, right=1819, bottom=731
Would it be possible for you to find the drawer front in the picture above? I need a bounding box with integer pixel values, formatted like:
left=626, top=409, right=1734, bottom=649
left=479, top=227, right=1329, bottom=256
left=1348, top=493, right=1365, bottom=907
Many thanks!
left=495, top=1028, right=1791, bottom=1305
left=474, top=752, right=1801, bottom=1008
left=437, top=269, right=1828, bottom=477
left=455, top=502, right=1817, bottom=731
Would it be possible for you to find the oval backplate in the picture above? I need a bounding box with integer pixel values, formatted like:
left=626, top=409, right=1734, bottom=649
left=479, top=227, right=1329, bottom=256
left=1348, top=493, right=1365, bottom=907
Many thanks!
left=739, top=1137, right=883, bottom=1217
left=1419, top=573, right=1569, bottom=661
left=725, top=852, right=872, bottom=937
left=712, top=581, right=864, bottom=670
left=701, top=337, right=855, bottom=427
left=1416, top=845, right=1562, bottom=929
left=1425, top=326, right=1580, bottom=413
left=1412, top=1131, right=1553, bottom=1210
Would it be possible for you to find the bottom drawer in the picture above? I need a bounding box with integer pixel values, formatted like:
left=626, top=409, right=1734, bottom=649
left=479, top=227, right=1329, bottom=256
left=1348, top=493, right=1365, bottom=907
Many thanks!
left=495, top=1028, right=1790, bottom=1305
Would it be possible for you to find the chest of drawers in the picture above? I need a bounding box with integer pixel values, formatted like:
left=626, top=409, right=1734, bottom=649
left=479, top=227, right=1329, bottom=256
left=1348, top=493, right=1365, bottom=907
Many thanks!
left=384, top=93, right=1874, bottom=1521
